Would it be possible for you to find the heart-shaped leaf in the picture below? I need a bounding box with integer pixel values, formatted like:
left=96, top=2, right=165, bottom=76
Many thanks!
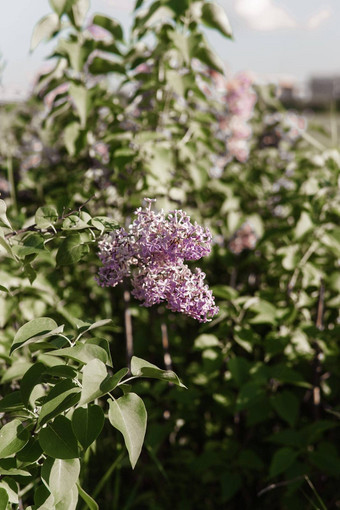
left=108, top=393, right=147, bottom=469
left=71, top=405, right=104, bottom=450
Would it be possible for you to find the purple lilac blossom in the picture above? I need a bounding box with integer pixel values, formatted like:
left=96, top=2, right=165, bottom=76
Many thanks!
left=97, top=199, right=219, bottom=322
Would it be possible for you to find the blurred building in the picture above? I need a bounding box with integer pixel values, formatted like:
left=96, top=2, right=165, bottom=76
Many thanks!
left=309, top=76, right=340, bottom=104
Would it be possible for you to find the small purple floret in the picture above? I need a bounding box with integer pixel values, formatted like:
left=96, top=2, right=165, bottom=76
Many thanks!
left=96, top=199, right=219, bottom=322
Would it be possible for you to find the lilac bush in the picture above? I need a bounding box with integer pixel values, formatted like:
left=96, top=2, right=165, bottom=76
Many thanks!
left=97, top=199, right=219, bottom=322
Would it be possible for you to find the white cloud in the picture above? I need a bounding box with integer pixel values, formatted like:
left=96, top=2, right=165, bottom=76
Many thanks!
left=234, top=0, right=297, bottom=31
left=307, top=7, right=332, bottom=30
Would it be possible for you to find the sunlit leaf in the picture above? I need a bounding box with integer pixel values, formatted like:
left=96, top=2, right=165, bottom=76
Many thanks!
left=0, top=420, right=29, bottom=458
left=42, top=457, right=80, bottom=504
left=108, top=393, right=147, bottom=469
left=131, top=356, right=186, bottom=388
left=31, top=13, right=60, bottom=51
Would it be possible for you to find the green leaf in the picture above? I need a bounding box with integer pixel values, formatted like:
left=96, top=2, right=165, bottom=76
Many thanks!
left=201, top=2, right=233, bottom=38
left=71, top=405, right=104, bottom=450
left=92, top=14, right=123, bottom=40
left=69, top=83, right=90, bottom=128
left=269, top=447, right=298, bottom=477
left=39, top=416, right=79, bottom=459
left=71, top=0, right=90, bottom=27
left=42, top=457, right=80, bottom=505
left=79, top=359, right=106, bottom=405
left=77, top=484, right=98, bottom=510
left=194, top=334, right=220, bottom=350
left=0, top=478, right=18, bottom=504
left=0, top=392, right=24, bottom=414
left=14, top=234, right=45, bottom=258
left=21, top=362, right=46, bottom=407
left=0, top=235, right=17, bottom=260
left=44, top=365, right=78, bottom=379
left=56, top=233, right=88, bottom=266
left=108, top=393, right=147, bottom=469
left=76, top=318, right=112, bottom=335
left=248, top=299, right=277, bottom=325
left=35, top=206, right=58, bottom=229
left=134, top=0, right=144, bottom=10
left=236, top=382, right=264, bottom=411
left=11, top=317, right=62, bottom=354
left=219, top=472, right=242, bottom=502
left=38, top=380, right=81, bottom=426
left=0, top=419, right=29, bottom=458
left=0, top=199, right=12, bottom=229
left=0, top=487, right=9, bottom=510
left=49, top=0, right=76, bottom=16
left=271, top=391, right=299, bottom=427
left=62, top=212, right=91, bottom=230
left=17, top=437, right=43, bottom=463
left=34, top=484, right=54, bottom=509
left=79, top=360, right=127, bottom=405
left=55, top=485, right=78, bottom=510
left=88, top=57, right=125, bottom=76
left=295, top=211, right=313, bottom=238
left=31, top=13, right=60, bottom=51
left=64, top=122, right=81, bottom=156
left=90, top=216, right=118, bottom=233
left=46, top=342, right=110, bottom=366
left=130, top=356, right=186, bottom=388
left=211, top=285, right=238, bottom=300
left=309, top=445, right=340, bottom=477
left=237, top=450, right=264, bottom=471
left=1, top=361, right=33, bottom=384
left=0, top=466, right=30, bottom=477
left=271, top=364, right=311, bottom=387
left=228, top=357, right=250, bottom=386
left=193, top=39, right=224, bottom=74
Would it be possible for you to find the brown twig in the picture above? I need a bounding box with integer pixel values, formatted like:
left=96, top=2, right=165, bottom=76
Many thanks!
left=316, top=278, right=325, bottom=331
left=123, top=290, right=134, bottom=373
left=312, top=279, right=325, bottom=420
left=229, top=267, right=238, bottom=288
left=258, top=476, right=304, bottom=497
left=161, top=322, right=173, bottom=372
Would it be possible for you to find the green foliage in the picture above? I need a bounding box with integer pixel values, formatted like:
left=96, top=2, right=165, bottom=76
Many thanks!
left=0, top=0, right=339, bottom=508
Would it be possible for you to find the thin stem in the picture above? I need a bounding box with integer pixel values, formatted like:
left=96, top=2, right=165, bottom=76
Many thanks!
left=58, top=333, right=74, bottom=347
left=316, top=279, right=325, bottom=331
left=258, top=475, right=304, bottom=497
left=7, top=153, right=17, bottom=214
left=5, top=195, right=95, bottom=238
left=288, top=240, right=318, bottom=295
left=18, top=482, right=34, bottom=498
left=124, top=290, right=134, bottom=372
left=304, top=476, right=328, bottom=510
left=90, top=451, right=125, bottom=501
left=312, top=279, right=325, bottom=420
left=301, top=130, right=327, bottom=151
left=117, top=375, right=139, bottom=386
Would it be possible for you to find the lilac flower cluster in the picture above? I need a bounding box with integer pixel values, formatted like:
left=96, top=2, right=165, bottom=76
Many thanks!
left=223, top=72, right=256, bottom=163
left=97, top=199, right=219, bottom=322
left=195, top=68, right=257, bottom=173
left=229, top=222, right=258, bottom=255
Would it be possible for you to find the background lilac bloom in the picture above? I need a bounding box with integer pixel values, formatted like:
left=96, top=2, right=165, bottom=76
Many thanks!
left=97, top=199, right=219, bottom=322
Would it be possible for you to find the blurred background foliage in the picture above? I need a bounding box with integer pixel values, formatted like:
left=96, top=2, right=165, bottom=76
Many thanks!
left=0, top=0, right=339, bottom=508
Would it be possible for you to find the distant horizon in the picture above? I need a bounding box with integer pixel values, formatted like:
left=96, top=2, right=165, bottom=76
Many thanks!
left=1, top=0, right=339, bottom=101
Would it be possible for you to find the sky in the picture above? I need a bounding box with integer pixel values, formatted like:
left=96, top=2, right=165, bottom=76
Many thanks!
left=0, top=0, right=339, bottom=100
